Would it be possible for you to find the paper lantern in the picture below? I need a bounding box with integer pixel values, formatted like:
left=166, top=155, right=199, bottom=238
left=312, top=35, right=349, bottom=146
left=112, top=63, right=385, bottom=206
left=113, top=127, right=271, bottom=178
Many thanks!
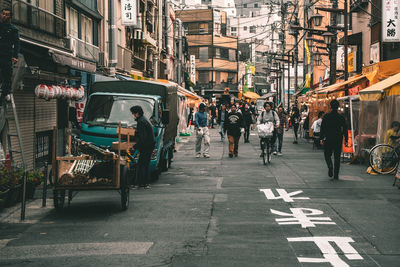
left=53, top=85, right=62, bottom=98
left=47, top=85, right=55, bottom=99
left=35, top=84, right=48, bottom=99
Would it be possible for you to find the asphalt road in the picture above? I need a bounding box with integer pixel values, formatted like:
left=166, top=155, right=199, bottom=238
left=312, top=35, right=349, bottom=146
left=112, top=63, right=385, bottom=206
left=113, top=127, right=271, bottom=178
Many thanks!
left=1, top=128, right=400, bottom=267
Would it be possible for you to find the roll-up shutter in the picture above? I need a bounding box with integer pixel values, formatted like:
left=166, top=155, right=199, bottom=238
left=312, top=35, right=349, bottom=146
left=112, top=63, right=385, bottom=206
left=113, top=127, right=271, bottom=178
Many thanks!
left=6, top=91, right=35, bottom=169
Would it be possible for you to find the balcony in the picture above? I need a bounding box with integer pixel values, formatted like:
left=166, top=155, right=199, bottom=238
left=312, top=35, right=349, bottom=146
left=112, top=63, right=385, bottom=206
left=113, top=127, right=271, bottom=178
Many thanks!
left=350, top=0, right=369, bottom=13
left=116, top=45, right=133, bottom=72
left=68, top=36, right=99, bottom=63
left=12, top=0, right=65, bottom=38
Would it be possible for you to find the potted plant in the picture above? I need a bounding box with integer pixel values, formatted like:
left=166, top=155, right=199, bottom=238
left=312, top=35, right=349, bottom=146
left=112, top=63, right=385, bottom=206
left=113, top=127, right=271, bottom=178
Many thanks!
left=25, top=171, right=44, bottom=199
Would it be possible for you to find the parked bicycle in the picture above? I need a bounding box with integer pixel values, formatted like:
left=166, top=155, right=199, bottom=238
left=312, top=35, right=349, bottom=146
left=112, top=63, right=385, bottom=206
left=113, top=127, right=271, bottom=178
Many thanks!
left=369, top=143, right=399, bottom=174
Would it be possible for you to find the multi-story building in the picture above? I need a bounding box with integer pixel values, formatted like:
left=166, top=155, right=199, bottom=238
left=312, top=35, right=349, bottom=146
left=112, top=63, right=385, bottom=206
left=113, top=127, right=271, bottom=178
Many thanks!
left=176, top=9, right=239, bottom=98
left=1, top=0, right=101, bottom=169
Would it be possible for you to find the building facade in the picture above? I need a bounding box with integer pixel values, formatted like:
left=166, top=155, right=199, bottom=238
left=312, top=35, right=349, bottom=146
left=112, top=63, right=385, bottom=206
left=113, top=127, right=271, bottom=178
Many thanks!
left=176, top=9, right=239, bottom=97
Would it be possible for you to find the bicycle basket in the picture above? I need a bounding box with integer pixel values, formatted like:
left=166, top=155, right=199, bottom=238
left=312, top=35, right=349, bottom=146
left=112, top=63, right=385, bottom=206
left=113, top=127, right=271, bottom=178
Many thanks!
left=257, top=122, right=274, bottom=138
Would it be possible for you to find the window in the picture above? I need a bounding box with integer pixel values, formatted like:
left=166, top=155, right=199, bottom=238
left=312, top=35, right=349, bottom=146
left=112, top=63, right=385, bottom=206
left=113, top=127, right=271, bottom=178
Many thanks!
left=228, top=72, right=236, bottom=83
left=220, top=48, right=229, bottom=59
left=189, top=47, right=199, bottom=58
left=199, top=23, right=209, bottom=34
left=35, top=130, right=52, bottom=167
left=243, top=26, right=247, bottom=31
left=254, top=3, right=259, bottom=8
left=215, top=47, right=221, bottom=58
left=199, top=47, right=208, bottom=62
left=249, top=26, right=256, bottom=33
left=67, top=7, right=79, bottom=38
left=231, top=27, right=237, bottom=32
left=229, top=49, right=236, bottom=61
left=81, top=14, right=93, bottom=44
left=198, top=71, right=209, bottom=83
left=188, top=23, right=198, bottom=34
left=243, top=4, right=247, bottom=8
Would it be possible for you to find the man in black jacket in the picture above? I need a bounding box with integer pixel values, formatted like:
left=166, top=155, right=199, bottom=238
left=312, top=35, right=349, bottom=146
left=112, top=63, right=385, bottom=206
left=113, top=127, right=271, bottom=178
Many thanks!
left=0, top=8, right=20, bottom=102
left=320, top=100, right=348, bottom=180
left=217, top=103, right=228, bottom=142
left=131, top=106, right=155, bottom=189
left=224, top=104, right=244, bottom=158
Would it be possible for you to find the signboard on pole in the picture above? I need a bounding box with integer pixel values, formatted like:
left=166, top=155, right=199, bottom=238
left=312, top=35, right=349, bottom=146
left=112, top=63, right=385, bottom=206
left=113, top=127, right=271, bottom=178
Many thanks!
left=382, top=0, right=400, bottom=42
left=121, top=0, right=137, bottom=26
left=190, top=55, right=196, bottom=83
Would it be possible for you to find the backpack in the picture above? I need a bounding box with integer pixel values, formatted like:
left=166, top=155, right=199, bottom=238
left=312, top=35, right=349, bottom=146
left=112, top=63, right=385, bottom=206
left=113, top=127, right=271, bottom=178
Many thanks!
left=261, top=110, right=278, bottom=124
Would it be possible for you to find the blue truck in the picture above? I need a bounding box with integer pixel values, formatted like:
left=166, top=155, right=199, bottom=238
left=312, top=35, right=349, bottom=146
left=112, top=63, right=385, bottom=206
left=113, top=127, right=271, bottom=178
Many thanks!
left=80, top=80, right=179, bottom=180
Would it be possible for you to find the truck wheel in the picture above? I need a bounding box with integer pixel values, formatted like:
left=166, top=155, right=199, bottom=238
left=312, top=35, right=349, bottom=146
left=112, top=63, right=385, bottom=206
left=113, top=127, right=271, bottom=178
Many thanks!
left=167, top=148, right=173, bottom=169
left=120, top=165, right=130, bottom=211
left=160, top=150, right=168, bottom=172
left=53, top=189, right=65, bottom=211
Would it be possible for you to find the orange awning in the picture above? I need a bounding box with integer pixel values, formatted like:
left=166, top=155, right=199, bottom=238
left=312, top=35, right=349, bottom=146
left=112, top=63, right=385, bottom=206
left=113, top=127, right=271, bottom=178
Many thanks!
left=316, top=75, right=367, bottom=94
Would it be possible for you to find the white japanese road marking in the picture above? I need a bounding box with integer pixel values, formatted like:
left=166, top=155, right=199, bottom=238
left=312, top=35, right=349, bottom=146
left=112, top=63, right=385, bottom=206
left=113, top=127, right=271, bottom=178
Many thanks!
left=259, top=189, right=310, bottom=202
left=287, top=236, right=363, bottom=267
left=271, top=208, right=336, bottom=228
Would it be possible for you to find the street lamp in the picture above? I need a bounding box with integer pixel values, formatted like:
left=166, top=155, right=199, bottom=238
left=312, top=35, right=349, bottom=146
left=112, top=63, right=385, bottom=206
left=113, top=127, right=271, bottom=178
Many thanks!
left=310, top=13, right=324, bottom=27
left=322, top=32, right=334, bottom=46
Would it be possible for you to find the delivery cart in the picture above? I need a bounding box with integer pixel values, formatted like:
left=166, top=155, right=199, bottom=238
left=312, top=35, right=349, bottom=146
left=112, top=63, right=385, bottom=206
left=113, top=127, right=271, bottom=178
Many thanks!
left=51, top=124, right=135, bottom=211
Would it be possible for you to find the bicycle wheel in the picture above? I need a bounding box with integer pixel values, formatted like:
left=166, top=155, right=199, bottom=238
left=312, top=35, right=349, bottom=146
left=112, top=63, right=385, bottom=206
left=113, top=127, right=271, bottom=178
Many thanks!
left=369, top=144, right=399, bottom=174
left=267, top=140, right=271, bottom=163
left=262, top=140, right=267, bottom=165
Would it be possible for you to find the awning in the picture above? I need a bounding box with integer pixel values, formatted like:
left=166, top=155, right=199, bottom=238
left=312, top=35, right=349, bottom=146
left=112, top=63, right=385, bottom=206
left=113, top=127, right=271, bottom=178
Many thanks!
left=243, top=91, right=261, bottom=99
left=316, top=74, right=367, bottom=94
left=51, top=51, right=96, bottom=73
left=359, top=72, right=400, bottom=101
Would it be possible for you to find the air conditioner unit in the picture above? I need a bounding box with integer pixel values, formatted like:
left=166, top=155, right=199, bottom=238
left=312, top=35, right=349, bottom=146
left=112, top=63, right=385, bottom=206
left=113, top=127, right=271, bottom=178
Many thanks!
left=65, top=37, right=77, bottom=56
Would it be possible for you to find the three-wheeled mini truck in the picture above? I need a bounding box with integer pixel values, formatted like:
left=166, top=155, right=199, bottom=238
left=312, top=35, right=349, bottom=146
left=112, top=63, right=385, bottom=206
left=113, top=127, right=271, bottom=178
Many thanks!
left=51, top=124, right=135, bottom=211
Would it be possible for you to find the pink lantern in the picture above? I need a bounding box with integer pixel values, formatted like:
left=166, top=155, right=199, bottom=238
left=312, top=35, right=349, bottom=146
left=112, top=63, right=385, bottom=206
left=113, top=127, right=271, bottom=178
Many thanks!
left=78, top=86, right=85, bottom=99
left=60, top=86, right=68, bottom=98
left=66, top=87, right=74, bottom=99
left=71, top=88, right=79, bottom=100
left=35, top=84, right=48, bottom=99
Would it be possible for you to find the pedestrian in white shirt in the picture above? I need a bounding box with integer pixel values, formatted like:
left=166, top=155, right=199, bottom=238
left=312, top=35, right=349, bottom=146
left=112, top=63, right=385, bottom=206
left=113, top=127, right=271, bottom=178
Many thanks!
left=312, top=111, right=324, bottom=148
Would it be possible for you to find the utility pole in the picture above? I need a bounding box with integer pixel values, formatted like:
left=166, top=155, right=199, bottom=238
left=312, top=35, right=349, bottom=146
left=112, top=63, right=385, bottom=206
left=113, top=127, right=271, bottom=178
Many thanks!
left=280, top=0, right=286, bottom=107
left=343, top=0, right=349, bottom=81
left=294, top=31, right=299, bottom=94
left=329, top=0, right=338, bottom=85
left=287, top=56, right=291, bottom=109
left=176, top=19, right=183, bottom=85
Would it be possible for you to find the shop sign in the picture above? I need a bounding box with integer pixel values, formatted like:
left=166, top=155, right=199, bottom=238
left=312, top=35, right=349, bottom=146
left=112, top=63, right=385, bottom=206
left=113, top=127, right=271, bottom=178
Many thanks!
left=348, top=85, right=361, bottom=96
left=190, top=55, right=196, bottom=83
left=370, top=42, right=380, bottom=63
left=382, top=0, right=400, bottom=42
left=348, top=52, right=354, bottom=72
left=121, top=0, right=137, bottom=26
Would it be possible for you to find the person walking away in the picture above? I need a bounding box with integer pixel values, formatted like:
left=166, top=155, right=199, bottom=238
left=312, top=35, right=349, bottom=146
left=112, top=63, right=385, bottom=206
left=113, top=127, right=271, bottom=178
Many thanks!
left=242, top=103, right=253, bottom=143
left=290, top=106, right=300, bottom=144
left=0, top=8, right=20, bottom=103
left=320, top=100, right=348, bottom=180
left=131, top=106, right=155, bottom=189
left=209, top=102, right=217, bottom=128
left=187, top=107, right=194, bottom=127
left=275, top=106, right=288, bottom=155
left=300, top=105, right=309, bottom=138
left=311, top=111, right=324, bottom=148
left=217, top=103, right=228, bottom=142
left=224, top=104, right=244, bottom=158
left=257, top=102, right=280, bottom=156
left=195, top=103, right=210, bottom=158
left=385, top=121, right=400, bottom=148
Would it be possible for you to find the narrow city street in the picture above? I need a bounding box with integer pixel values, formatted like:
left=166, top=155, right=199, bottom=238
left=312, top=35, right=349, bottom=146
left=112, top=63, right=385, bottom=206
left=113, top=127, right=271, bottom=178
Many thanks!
left=1, top=129, right=400, bottom=266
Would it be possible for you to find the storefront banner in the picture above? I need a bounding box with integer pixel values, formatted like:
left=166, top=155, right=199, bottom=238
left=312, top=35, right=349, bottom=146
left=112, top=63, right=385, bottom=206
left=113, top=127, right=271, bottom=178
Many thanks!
left=382, top=0, right=400, bottom=42
left=121, top=0, right=138, bottom=26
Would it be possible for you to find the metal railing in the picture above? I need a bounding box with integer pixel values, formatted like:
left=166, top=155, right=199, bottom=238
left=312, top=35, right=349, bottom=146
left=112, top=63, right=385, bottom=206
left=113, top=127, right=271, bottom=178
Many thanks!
left=117, top=45, right=133, bottom=72
left=69, top=35, right=99, bottom=62
left=12, top=0, right=65, bottom=38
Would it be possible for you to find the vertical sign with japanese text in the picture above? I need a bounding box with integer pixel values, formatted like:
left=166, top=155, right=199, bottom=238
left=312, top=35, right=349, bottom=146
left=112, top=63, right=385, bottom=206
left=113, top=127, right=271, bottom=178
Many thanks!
left=190, top=55, right=196, bottom=84
left=383, top=0, right=400, bottom=42
left=121, top=0, right=137, bottom=26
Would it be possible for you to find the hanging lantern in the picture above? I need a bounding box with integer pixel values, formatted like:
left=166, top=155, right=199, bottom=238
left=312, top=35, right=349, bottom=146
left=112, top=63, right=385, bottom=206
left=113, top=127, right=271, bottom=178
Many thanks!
left=48, top=86, right=57, bottom=100
left=35, top=84, right=48, bottom=99
left=53, top=85, right=62, bottom=98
